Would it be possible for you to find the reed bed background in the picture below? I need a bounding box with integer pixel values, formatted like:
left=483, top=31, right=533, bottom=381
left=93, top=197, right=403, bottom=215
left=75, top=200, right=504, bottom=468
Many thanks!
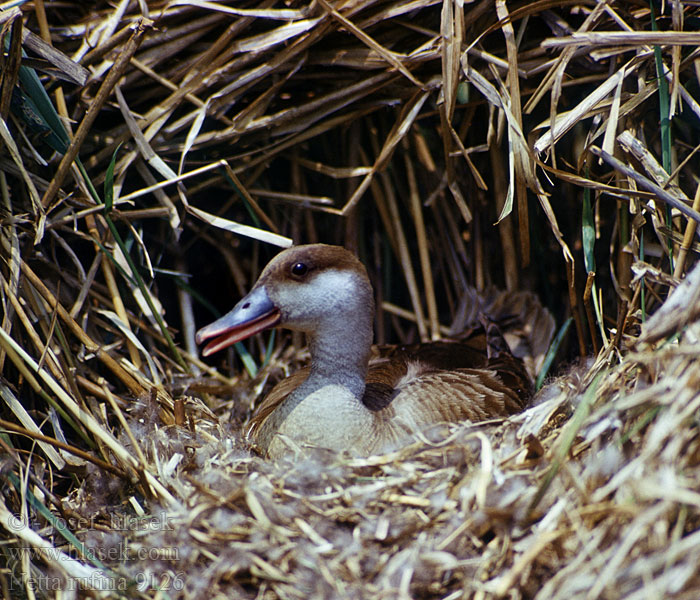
left=1, top=0, right=700, bottom=598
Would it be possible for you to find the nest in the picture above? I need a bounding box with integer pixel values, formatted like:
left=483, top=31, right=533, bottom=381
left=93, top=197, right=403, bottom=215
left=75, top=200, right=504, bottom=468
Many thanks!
left=2, top=1, right=700, bottom=598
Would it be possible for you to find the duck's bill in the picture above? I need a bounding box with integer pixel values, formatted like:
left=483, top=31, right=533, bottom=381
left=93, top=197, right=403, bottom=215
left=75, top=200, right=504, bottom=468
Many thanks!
left=196, top=286, right=281, bottom=357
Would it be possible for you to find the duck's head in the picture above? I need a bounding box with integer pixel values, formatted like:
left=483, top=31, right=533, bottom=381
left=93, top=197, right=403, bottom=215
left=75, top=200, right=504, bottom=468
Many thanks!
left=196, top=244, right=374, bottom=357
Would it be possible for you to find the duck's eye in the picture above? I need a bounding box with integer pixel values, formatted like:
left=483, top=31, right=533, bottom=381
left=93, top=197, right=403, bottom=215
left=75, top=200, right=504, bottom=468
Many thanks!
left=291, top=262, right=308, bottom=277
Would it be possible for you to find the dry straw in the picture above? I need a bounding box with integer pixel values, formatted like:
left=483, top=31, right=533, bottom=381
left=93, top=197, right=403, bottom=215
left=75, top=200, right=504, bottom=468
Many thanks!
left=1, top=1, right=700, bottom=598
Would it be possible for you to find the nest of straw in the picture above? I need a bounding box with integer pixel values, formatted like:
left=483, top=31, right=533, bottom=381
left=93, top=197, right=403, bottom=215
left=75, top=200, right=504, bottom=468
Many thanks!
left=2, top=1, right=700, bottom=598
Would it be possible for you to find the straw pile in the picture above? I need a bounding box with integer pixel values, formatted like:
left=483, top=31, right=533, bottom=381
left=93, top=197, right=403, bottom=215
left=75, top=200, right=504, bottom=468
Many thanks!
left=1, top=1, right=699, bottom=598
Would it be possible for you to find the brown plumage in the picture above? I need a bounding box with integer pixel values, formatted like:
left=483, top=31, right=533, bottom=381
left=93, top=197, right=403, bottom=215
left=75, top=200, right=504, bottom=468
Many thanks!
left=196, top=244, right=554, bottom=458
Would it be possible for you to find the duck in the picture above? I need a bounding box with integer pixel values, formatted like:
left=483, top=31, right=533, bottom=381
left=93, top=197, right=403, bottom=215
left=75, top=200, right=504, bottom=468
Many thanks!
left=196, top=244, right=554, bottom=458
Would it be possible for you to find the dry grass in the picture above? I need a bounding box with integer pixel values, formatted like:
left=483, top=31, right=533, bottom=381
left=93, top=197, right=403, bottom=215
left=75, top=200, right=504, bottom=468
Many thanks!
left=1, top=1, right=700, bottom=598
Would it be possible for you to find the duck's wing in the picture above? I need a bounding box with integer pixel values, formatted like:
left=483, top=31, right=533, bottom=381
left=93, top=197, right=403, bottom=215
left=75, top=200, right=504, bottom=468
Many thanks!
left=363, top=332, right=532, bottom=425
left=363, top=359, right=526, bottom=429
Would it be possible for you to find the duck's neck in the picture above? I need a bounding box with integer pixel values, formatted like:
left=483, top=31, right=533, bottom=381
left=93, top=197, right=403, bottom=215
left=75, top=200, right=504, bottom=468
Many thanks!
left=301, top=316, right=373, bottom=400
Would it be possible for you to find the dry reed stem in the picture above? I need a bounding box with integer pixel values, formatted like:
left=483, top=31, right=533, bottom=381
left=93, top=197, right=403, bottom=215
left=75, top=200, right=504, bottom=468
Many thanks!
left=41, top=18, right=152, bottom=209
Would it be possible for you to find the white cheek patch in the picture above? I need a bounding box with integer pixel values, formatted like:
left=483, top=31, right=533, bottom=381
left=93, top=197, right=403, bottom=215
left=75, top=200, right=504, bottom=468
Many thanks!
left=312, top=270, right=357, bottom=301
left=273, top=269, right=361, bottom=325
left=280, top=270, right=357, bottom=305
